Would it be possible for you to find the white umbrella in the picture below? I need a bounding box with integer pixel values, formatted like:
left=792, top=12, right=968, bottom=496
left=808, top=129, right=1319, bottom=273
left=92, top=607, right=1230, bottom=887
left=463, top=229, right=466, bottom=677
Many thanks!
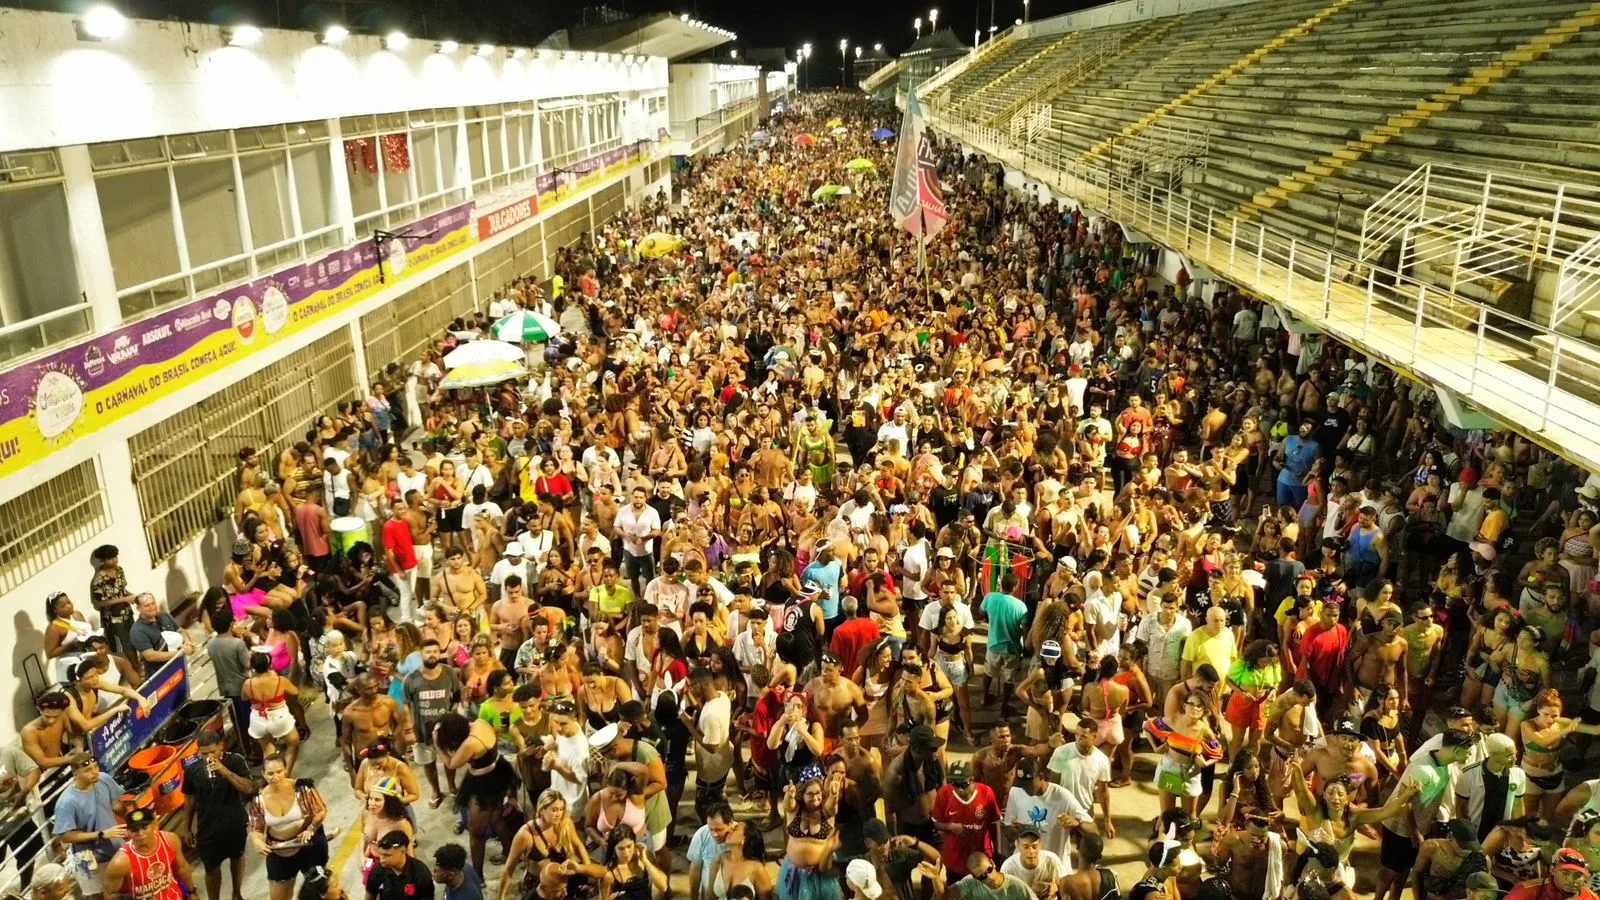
left=443, top=340, right=524, bottom=369
left=490, top=310, right=562, bottom=343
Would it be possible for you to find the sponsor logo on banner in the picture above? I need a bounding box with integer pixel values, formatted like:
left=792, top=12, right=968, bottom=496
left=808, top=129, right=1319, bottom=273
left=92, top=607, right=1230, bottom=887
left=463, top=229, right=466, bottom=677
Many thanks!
left=0, top=201, right=477, bottom=479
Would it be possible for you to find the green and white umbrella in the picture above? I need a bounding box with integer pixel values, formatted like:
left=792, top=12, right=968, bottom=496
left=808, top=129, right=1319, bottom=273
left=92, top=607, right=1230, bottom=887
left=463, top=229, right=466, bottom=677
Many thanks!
left=443, top=339, right=524, bottom=369
left=490, top=310, right=562, bottom=343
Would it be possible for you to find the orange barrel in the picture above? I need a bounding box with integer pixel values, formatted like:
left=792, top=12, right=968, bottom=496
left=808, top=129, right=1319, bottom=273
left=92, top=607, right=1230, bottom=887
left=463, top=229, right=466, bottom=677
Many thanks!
left=129, top=745, right=184, bottom=814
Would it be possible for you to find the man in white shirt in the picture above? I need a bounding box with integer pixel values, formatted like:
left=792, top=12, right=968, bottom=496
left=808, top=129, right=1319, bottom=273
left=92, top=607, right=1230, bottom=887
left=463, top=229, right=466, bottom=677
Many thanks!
left=459, top=447, right=495, bottom=496
left=1064, top=366, right=1088, bottom=416
left=1046, top=718, right=1115, bottom=839
left=1080, top=571, right=1120, bottom=662
left=875, top=408, right=910, bottom=455
left=1003, top=759, right=1089, bottom=863
left=731, top=607, right=775, bottom=693
left=1134, top=591, right=1191, bottom=702
left=684, top=669, right=735, bottom=822
left=644, top=558, right=692, bottom=634
left=488, top=292, right=518, bottom=320
left=1374, top=730, right=1476, bottom=900
left=918, top=580, right=975, bottom=648
left=900, top=524, right=931, bottom=607
left=1231, top=305, right=1259, bottom=343
left=613, top=486, right=662, bottom=595
left=1000, top=829, right=1068, bottom=896
left=488, top=542, right=533, bottom=602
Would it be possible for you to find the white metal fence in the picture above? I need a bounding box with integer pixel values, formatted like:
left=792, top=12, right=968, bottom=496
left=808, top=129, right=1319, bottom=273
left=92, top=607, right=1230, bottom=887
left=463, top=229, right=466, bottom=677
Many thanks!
left=927, top=110, right=1600, bottom=472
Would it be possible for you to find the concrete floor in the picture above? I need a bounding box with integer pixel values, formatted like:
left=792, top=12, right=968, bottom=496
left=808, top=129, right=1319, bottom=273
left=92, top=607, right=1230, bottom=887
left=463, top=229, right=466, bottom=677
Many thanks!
left=212, top=688, right=1395, bottom=900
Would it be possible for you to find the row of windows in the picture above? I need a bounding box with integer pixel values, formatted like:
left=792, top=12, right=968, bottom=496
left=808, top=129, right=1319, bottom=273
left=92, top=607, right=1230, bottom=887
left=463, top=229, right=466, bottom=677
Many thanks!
left=0, top=96, right=658, bottom=368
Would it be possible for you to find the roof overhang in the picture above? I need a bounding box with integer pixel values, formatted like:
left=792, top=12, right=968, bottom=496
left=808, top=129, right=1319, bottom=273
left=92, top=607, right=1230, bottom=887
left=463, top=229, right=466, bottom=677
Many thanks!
left=567, top=13, right=732, bottom=62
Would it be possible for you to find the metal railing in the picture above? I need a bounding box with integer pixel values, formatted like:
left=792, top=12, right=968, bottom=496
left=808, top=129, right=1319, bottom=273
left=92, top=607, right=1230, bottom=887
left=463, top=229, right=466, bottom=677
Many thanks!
left=926, top=107, right=1600, bottom=471
left=860, top=58, right=905, bottom=94
left=0, top=643, right=223, bottom=897
left=1555, top=233, right=1600, bottom=330
left=1361, top=162, right=1600, bottom=271
left=991, top=31, right=1127, bottom=128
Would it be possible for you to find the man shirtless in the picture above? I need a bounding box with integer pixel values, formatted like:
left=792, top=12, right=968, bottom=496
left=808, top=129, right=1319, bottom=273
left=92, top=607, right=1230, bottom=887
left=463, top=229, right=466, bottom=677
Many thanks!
left=590, top=485, right=620, bottom=544
left=340, top=676, right=408, bottom=784
left=970, top=724, right=1055, bottom=811
left=1300, top=717, right=1380, bottom=803
left=1213, top=815, right=1278, bottom=900
left=569, top=548, right=608, bottom=612
left=803, top=652, right=868, bottom=753
left=433, top=547, right=488, bottom=624
left=489, top=580, right=532, bottom=672
left=21, top=691, right=86, bottom=771
left=752, top=442, right=793, bottom=492
left=1058, top=833, right=1117, bottom=900
left=1346, top=611, right=1408, bottom=717
left=1399, top=600, right=1446, bottom=738
left=1164, top=666, right=1223, bottom=721
left=1263, top=681, right=1318, bottom=803
left=405, top=490, right=438, bottom=595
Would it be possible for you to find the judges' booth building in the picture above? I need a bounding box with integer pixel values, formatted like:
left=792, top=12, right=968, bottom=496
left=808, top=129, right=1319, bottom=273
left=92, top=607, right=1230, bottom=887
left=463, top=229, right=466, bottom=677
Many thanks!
left=0, top=9, right=675, bottom=739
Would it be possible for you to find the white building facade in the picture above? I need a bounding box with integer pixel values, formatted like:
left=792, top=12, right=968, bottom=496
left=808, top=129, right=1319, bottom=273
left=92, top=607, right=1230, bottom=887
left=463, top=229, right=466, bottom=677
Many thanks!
left=0, top=9, right=677, bottom=736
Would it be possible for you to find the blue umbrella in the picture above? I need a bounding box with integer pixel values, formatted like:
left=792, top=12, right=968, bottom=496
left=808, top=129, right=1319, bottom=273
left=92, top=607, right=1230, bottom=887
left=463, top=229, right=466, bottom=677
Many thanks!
left=871, top=127, right=895, bottom=139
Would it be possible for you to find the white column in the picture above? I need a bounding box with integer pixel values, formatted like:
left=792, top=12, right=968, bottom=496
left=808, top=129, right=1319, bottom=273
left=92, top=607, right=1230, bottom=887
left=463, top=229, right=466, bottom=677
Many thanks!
left=57, top=145, right=123, bottom=333
left=326, top=118, right=357, bottom=243
left=96, top=441, right=157, bottom=587
left=349, top=317, right=371, bottom=390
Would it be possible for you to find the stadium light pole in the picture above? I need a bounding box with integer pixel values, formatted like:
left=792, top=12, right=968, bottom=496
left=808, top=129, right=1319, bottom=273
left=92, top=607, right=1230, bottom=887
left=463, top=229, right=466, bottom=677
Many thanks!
left=914, top=16, right=922, bottom=38
left=802, top=42, right=812, bottom=89
left=839, top=38, right=848, bottom=88
left=929, top=8, right=939, bottom=31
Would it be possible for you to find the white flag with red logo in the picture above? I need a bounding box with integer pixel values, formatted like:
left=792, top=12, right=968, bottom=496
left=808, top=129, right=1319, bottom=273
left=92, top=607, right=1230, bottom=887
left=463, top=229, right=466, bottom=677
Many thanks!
left=888, top=90, right=947, bottom=241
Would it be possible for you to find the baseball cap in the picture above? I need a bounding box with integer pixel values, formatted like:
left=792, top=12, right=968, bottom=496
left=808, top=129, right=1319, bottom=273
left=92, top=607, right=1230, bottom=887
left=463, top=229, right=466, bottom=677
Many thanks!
left=862, top=818, right=891, bottom=845
left=907, top=724, right=945, bottom=751
left=1040, top=640, right=1062, bottom=660
left=126, top=807, right=159, bottom=829
left=377, top=830, right=412, bottom=851
left=948, top=760, right=973, bottom=783
left=1016, top=759, right=1039, bottom=779
left=1331, top=717, right=1363, bottom=739
left=31, top=863, right=70, bottom=889
left=1059, top=556, right=1078, bottom=573
left=589, top=723, right=620, bottom=750
left=1555, top=847, right=1589, bottom=873
left=846, top=859, right=882, bottom=899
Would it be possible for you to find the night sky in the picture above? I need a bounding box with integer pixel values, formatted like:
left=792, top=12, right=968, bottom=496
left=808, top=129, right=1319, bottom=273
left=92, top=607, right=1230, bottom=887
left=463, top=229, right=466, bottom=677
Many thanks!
left=14, top=0, right=1106, bottom=84
left=682, top=0, right=1103, bottom=70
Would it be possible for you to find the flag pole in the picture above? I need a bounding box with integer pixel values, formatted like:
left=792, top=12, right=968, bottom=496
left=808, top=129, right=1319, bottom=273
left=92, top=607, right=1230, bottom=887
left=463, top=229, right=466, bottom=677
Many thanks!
left=920, top=209, right=930, bottom=308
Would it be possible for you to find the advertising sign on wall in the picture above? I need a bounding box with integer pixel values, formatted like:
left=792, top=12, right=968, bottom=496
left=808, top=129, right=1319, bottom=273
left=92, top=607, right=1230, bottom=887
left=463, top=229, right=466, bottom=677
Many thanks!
left=91, top=655, right=189, bottom=774
left=0, top=203, right=475, bottom=479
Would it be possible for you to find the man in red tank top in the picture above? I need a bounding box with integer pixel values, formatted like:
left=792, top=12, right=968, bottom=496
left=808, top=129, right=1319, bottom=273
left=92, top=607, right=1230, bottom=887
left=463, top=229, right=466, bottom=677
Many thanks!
left=103, top=808, right=195, bottom=900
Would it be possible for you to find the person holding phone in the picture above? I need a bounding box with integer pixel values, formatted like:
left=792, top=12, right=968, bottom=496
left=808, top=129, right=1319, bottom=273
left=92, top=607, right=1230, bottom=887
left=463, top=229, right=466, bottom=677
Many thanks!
left=180, top=730, right=254, bottom=900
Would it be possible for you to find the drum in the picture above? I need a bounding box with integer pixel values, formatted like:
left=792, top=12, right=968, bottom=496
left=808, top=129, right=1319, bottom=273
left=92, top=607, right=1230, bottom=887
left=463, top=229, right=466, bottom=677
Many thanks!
left=330, top=516, right=369, bottom=555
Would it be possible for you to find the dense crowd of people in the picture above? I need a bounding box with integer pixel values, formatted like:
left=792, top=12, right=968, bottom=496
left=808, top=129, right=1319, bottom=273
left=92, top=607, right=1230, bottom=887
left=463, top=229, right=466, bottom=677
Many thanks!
left=12, top=93, right=1600, bottom=900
